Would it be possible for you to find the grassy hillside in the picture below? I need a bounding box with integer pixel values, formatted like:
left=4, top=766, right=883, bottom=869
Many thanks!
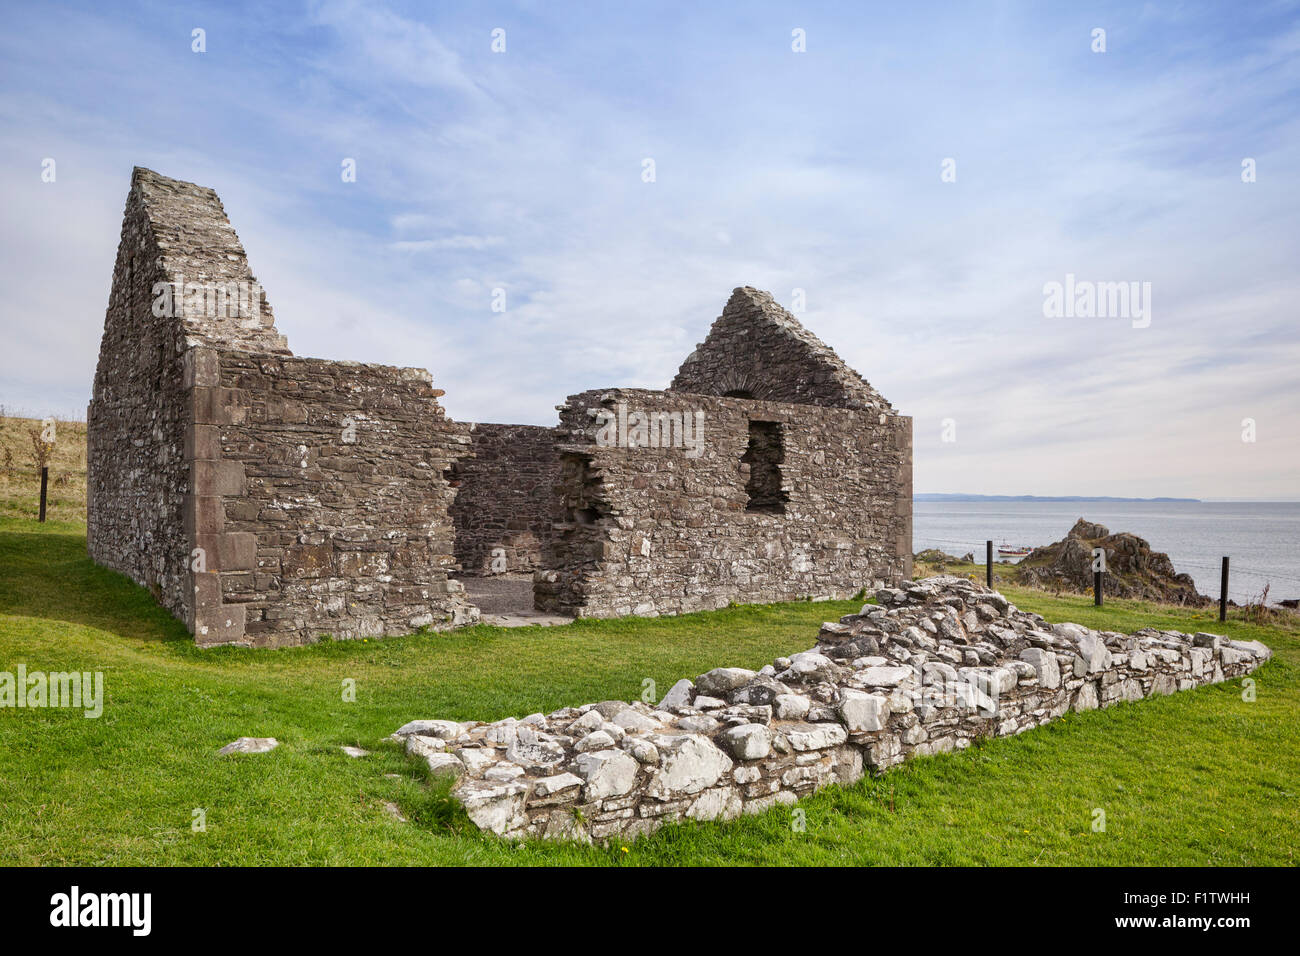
left=0, top=414, right=86, bottom=523
left=0, top=516, right=1295, bottom=866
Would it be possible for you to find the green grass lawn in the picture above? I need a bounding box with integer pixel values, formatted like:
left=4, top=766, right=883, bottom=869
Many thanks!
left=1, top=517, right=1295, bottom=866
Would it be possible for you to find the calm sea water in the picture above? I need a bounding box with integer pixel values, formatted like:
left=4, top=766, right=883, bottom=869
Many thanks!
left=912, top=501, right=1300, bottom=605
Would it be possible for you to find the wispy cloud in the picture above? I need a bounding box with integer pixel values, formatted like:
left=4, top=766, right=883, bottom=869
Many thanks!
left=389, top=235, right=504, bottom=252
left=0, top=0, right=1296, bottom=496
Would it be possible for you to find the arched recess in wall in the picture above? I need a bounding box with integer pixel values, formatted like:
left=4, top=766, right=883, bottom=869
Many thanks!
left=713, top=371, right=767, bottom=401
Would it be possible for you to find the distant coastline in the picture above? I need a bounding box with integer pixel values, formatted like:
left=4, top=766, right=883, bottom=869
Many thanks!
left=915, top=494, right=1202, bottom=503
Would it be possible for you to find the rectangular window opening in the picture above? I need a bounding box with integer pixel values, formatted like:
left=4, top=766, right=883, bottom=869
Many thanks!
left=742, top=420, right=788, bottom=514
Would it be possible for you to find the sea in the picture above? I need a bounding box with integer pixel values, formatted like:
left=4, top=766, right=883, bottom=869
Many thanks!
left=912, top=500, right=1300, bottom=606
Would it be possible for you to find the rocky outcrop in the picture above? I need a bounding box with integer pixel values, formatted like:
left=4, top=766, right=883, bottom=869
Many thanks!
left=1019, top=519, right=1210, bottom=605
left=915, top=548, right=973, bottom=566
left=391, top=576, right=1270, bottom=842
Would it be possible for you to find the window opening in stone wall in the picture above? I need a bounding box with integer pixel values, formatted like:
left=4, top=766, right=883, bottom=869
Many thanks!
left=723, top=389, right=755, bottom=399
left=442, top=460, right=466, bottom=592
left=741, top=420, right=788, bottom=514
left=443, top=461, right=462, bottom=492
left=553, top=453, right=608, bottom=529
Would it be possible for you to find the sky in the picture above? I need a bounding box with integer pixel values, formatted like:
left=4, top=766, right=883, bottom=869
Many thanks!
left=1, top=0, right=1297, bottom=498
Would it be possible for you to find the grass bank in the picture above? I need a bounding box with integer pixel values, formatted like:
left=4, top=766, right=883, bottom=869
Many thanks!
left=0, top=517, right=1295, bottom=865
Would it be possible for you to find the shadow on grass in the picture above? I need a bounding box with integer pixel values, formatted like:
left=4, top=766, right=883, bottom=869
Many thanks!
left=0, top=522, right=192, bottom=645
left=0, top=521, right=864, bottom=674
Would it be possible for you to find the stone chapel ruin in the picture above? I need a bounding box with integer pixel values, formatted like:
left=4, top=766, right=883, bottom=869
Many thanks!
left=88, top=168, right=912, bottom=647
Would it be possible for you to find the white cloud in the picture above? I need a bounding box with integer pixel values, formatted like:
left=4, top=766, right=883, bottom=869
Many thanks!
left=389, top=235, right=504, bottom=252
left=0, top=2, right=1296, bottom=497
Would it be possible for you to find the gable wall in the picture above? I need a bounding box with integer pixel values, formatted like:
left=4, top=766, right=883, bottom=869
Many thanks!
left=671, top=287, right=890, bottom=411
left=535, top=388, right=912, bottom=618
left=89, top=168, right=479, bottom=646
left=87, top=175, right=194, bottom=624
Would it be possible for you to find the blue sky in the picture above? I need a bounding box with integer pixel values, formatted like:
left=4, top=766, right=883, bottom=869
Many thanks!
left=1, top=0, right=1297, bottom=497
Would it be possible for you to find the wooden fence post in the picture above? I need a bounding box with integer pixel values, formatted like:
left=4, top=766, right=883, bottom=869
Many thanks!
left=1092, top=547, right=1104, bottom=606
left=1220, top=556, right=1229, bottom=623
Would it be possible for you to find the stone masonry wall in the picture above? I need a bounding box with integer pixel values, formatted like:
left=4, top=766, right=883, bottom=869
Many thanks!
left=134, top=167, right=288, bottom=355
left=87, top=173, right=192, bottom=619
left=90, top=169, right=916, bottom=645
left=391, top=576, right=1273, bottom=842
left=90, top=168, right=479, bottom=646
left=187, top=347, right=478, bottom=647
left=450, top=423, right=559, bottom=575
left=534, top=388, right=913, bottom=617
left=671, top=287, right=892, bottom=412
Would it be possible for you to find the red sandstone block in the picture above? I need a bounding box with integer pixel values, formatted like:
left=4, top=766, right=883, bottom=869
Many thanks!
left=184, top=423, right=223, bottom=461
left=192, top=570, right=223, bottom=610
left=194, top=602, right=246, bottom=645
left=183, top=494, right=225, bottom=537
left=190, top=386, right=245, bottom=425
left=194, top=532, right=257, bottom=571
left=183, top=347, right=219, bottom=388
left=191, top=459, right=246, bottom=497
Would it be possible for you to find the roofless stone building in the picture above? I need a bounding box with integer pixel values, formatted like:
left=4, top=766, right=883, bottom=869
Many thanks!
left=88, top=168, right=911, bottom=646
left=88, top=168, right=476, bottom=646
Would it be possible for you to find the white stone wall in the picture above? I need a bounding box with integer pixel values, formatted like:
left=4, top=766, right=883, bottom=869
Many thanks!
left=395, top=578, right=1271, bottom=842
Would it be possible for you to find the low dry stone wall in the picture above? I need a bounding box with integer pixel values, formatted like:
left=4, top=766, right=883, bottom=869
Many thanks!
left=391, top=576, right=1271, bottom=842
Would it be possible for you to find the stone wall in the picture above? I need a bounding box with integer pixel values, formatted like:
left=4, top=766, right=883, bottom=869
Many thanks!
left=90, top=169, right=916, bottom=643
left=671, top=287, right=891, bottom=412
left=186, top=347, right=478, bottom=647
left=391, top=576, right=1273, bottom=841
left=90, top=167, right=477, bottom=646
left=534, top=388, right=913, bottom=617
left=450, top=423, right=559, bottom=575
left=132, top=167, right=287, bottom=355
left=87, top=172, right=193, bottom=619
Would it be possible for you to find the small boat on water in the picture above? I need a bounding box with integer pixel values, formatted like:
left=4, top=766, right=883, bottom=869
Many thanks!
left=997, top=544, right=1032, bottom=558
